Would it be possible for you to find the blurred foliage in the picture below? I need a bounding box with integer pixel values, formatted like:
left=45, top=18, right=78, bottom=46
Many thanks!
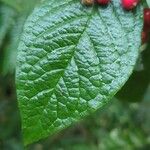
left=117, top=38, right=150, bottom=102
left=0, top=0, right=150, bottom=149
left=0, top=4, right=16, bottom=47
left=0, top=0, right=40, bottom=75
left=2, top=14, right=27, bottom=75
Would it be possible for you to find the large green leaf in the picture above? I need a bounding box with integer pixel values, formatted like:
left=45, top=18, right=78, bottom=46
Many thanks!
left=16, top=0, right=143, bottom=145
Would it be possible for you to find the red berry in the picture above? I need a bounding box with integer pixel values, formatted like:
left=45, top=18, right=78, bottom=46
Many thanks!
left=141, top=31, right=148, bottom=44
left=143, top=9, right=150, bottom=34
left=144, top=8, right=150, bottom=27
left=97, top=0, right=111, bottom=5
left=121, top=0, right=139, bottom=10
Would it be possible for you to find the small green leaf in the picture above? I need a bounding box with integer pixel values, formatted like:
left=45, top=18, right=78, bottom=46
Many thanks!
left=16, top=0, right=143, bottom=145
left=1, top=0, right=40, bottom=74
left=2, top=15, right=26, bottom=74
left=0, top=0, right=21, bottom=12
left=0, top=4, right=16, bottom=47
left=146, top=0, right=150, bottom=7
left=0, top=4, right=16, bottom=71
left=0, top=0, right=40, bottom=12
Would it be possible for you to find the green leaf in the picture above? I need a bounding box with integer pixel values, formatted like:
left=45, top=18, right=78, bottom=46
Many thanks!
left=16, top=0, right=143, bottom=145
left=0, top=4, right=16, bottom=71
left=0, top=0, right=40, bottom=12
left=0, top=4, right=16, bottom=47
left=0, top=0, right=21, bottom=12
left=2, top=15, right=27, bottom=74
left=0, top=0, right=40, bottom=74
left=146, top=0, right=150, bottom=7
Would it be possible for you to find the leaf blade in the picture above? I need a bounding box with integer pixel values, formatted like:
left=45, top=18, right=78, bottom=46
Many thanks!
left=16, top=0, right=143, bottom=145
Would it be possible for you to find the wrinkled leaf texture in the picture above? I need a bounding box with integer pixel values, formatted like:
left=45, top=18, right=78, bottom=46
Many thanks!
left=16, top=0, right=143, bottom=145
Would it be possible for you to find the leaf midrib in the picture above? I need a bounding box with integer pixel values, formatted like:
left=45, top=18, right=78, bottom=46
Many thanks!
left=40, top=7, right=95, bottom=122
